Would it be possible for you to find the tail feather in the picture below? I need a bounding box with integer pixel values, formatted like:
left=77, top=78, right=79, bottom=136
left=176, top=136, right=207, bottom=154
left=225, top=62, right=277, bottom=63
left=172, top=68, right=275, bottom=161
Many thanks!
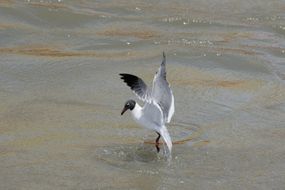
left=159, top=125, right=172, bottom=153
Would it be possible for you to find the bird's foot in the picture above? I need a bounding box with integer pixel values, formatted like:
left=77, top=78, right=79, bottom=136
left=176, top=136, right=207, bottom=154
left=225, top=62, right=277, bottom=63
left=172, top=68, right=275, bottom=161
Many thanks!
left=155, top=143, right=160, bottom=153
left=155, top=132, right=161, bottom=153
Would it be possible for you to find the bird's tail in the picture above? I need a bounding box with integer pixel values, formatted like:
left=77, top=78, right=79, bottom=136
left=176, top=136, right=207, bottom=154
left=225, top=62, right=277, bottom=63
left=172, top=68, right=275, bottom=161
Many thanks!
left=159, top=125, right=172, bottom=154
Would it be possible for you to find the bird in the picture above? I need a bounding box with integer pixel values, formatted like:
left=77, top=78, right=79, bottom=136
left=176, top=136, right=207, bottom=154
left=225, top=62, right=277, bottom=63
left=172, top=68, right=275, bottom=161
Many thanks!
left=119, top=52, right=175, bottom=154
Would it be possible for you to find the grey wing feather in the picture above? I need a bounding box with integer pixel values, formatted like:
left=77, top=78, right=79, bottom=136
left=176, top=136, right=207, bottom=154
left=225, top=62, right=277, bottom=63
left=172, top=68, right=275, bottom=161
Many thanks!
left=151, top=52, right=175, bottom=123
left=142, top=100, right=164, bottom=128
left=119, top=73, right=151, bottom=102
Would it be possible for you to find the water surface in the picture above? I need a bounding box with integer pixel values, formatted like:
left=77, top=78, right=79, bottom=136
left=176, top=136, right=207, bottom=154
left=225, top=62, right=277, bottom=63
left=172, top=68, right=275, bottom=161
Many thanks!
left=1, top=0, right=285, bottom=189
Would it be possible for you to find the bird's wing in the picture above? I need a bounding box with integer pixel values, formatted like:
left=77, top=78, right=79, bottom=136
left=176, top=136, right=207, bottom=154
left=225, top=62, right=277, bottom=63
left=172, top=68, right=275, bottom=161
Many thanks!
left=142, top=100, right=164, bottom=128
left=151, top=52, right=175, bottom=123
left=119, top=73, right=151, bottom=102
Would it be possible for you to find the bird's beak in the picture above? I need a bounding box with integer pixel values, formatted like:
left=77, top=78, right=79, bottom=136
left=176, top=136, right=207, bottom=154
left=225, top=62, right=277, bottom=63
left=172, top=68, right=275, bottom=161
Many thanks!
left=121, top=106, right=128, bottom=115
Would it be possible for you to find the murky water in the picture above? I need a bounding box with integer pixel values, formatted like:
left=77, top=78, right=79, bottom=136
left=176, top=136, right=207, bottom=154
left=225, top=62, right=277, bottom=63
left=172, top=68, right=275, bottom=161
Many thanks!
left=1, top=0, right=285, bottom=189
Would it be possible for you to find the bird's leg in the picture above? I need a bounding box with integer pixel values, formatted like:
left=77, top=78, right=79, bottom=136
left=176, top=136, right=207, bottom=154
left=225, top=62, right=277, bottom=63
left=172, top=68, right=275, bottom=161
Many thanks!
left=155, top=132, right=161, bottom=153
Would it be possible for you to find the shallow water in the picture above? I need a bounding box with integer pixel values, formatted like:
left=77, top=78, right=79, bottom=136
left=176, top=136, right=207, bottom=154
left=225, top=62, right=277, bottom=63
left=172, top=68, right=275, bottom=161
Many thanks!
left=1, top=0, right=285, bottom=189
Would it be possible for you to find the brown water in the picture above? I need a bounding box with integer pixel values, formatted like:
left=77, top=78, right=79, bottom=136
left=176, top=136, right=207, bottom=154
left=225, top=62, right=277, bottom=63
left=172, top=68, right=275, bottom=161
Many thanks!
left=1, top=0, right=285, bottom=189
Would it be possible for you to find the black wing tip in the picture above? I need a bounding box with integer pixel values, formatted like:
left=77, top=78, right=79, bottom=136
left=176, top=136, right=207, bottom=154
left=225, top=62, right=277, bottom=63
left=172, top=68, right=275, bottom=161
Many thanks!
left=119, top=73, right=125, bottom=80
left=119, top=73, right=139, bottom=86
left=119, top=73, right=130, bottom=79
left=119, top=73, right=137, bottom=79
left=119, top=73, right=134, bottom=77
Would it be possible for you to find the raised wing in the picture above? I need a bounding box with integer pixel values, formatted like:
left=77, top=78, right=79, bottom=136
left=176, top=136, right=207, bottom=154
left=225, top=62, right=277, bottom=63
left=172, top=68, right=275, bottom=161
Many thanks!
left=151, top=52, right=175, bottom=123
left=119, top=73, right=151, bottom=102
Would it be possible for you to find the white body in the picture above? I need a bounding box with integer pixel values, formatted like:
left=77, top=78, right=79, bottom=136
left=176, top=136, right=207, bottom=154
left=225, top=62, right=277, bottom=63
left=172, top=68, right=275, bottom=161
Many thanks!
left=130, top=101, right=172, bottom=153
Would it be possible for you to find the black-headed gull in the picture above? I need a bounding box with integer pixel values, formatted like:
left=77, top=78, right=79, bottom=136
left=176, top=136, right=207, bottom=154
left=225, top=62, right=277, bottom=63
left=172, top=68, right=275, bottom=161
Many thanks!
left=119, top=52, right=175, bottom=154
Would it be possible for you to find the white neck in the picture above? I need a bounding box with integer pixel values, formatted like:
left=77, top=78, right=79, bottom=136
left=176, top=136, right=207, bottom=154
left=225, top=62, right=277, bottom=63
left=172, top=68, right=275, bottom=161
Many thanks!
left=130, top=103, right=143, bottom=120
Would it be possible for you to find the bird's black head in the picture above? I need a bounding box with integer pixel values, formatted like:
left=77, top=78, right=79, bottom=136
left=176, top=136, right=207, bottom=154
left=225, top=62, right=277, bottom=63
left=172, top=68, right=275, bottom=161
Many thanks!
left=121, top=100, right=136, bottom=115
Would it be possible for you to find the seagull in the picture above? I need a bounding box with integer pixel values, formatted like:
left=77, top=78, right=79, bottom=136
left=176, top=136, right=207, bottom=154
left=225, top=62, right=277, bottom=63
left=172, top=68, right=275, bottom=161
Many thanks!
left=119, top=52, right=175, bottom=154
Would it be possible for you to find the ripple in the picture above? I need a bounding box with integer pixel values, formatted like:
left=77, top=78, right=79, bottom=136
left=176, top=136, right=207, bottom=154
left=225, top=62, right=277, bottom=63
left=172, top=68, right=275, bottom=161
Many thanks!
left=96, top=144, right=162, bottom=165
left=0, top=45, right=142, bottom=59
left=97, top=27, right=160, bottom=39
left=27, top=1, right=66, bottom=9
